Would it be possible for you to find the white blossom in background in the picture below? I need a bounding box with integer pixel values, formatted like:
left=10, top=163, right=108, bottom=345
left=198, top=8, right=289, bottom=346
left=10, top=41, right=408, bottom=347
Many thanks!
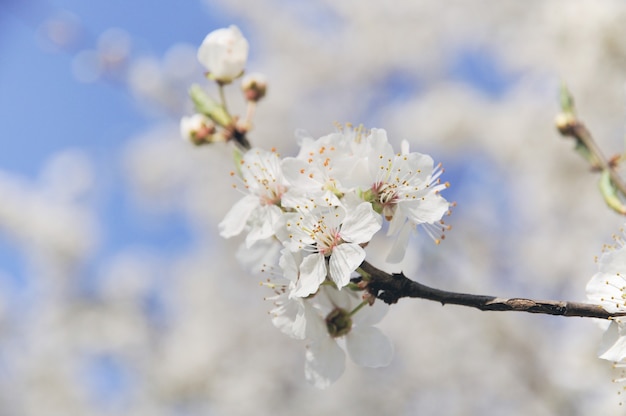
left=585, top=229, right=626, bottom=403
left=586, top=234, right=626, bottom=362
left=0, top=152, right=97, bottom=269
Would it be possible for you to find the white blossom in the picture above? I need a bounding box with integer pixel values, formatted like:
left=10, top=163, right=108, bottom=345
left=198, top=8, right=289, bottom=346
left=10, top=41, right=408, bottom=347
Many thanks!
left=282, top=202, right=382, bottom=297
left=359, top=129, right=450, bottom=262
left=219, top=148, right=289, bottom=247
left=303, top=286, right=393, bottom=389
left=281, top=131, right=358, bottom=208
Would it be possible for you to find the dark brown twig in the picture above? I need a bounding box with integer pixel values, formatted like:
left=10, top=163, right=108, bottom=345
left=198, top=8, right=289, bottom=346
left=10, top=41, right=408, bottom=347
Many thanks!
left=359, top=261, right=623, bottom=320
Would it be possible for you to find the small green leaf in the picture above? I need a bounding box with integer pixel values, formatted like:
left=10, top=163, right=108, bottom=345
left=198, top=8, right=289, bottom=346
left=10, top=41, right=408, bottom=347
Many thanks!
left=189, top=84, right=232, bottom=127
left=599, top=169, right=626, bottom=215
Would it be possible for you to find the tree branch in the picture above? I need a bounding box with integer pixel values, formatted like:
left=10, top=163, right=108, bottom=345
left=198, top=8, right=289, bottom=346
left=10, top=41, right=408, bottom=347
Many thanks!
left=359, top=261, right=623, bottom=319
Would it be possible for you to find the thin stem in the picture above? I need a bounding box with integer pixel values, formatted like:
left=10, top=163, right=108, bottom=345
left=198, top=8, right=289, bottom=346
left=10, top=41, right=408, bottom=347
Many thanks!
left=349, top=300, right=368, bottom=317
left=567, top=120, right=626, bottom=196
left=356, top=266, right=371, bottom=280
left=358, top=261, right=624, bottom=320
left=232, top=129, right=251, bottom=151
left=243, top=101, right=257, bottom=128
left=218, top=82, right=228, bottom=114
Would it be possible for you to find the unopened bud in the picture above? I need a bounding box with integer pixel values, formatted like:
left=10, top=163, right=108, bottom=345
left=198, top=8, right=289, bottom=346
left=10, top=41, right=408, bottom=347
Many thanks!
left=197, top=25, right=249, bottom=84
left=180, top=113, right=216, bottom=145
left=241, top=73, right=267, bottom=102
left=555, top=113, right=577, bottom=136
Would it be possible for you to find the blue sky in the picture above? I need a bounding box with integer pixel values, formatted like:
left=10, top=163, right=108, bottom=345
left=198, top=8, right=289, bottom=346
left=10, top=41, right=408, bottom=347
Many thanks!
left=0, top=0, right=228, bottom=175
left=0, top=0, right=241, bottom=292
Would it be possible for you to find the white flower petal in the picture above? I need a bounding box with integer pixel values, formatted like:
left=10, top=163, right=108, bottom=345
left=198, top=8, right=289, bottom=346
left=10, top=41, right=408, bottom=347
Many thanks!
left=235, top=238, right=281, bottom=274
left=294, top=253, right=327, bottom=297
left=341, top=202, right=382, bottom=244
left=402, top=193, right=450, bottom=224
left=304, top=337, right=345, bottom=389
left=386, top=221, right=412, bottom=263
left=321, top=285, right=356, bottom=310
left=279, top=248, right=300, bottom=282
left=218, top=194, right=258, bottom=238
left=586, top=272, right=621, bottom=312
left=281, top=157, right=324, bottom=190
left=271, top=297, right=306, bottom=340
left=598, top=320, right=626, bottom=361
left=329, top=243, right=365, bottom=288
left=245, top=205, right=282, bottom=247
left=302, top=301, right=331, bottom=341
left=599, top=249, right=626, bottom=275
left=346, top=326, right=394, bottom=368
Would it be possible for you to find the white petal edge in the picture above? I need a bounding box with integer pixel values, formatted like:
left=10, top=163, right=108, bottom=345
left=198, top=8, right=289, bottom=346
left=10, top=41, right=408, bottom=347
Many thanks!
left=386, top=221, right=412, bottom=263
left=271, top=298, right=306, bottom=340
left=305, top=337, right=345, bottom=389
left=598, top=320, right=626, bottom=362
left=346, top=326, right=394, bottom=368
left=218, top=194, right=258, bottom=238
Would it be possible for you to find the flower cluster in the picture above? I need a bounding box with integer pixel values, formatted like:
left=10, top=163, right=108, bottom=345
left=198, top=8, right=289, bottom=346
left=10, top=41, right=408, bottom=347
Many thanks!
left=181, top=26, right=451, bottom=388
left=220, top=129, right=450, bottom=387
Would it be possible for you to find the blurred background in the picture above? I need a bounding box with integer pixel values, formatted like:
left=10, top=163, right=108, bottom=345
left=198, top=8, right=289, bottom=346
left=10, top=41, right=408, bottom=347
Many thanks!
left=2, top=0, right=626, bottom=414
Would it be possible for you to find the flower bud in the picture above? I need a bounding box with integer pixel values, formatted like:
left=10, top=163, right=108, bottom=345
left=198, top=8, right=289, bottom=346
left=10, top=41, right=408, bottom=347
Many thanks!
left=241, top=73, right=267, bottom=102
left=180, top=113, right=216, bottom=145
left=555, top=112, right=576, bottom=136
left=197, top=25, right=249, bottom=84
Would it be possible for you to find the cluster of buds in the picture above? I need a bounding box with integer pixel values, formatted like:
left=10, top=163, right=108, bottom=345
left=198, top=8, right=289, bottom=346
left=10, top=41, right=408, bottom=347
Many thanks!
left=180, top=25, right=267, bottom=147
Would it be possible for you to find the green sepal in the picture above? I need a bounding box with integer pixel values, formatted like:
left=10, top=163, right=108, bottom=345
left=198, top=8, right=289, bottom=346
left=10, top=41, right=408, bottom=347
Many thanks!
left=599, top=169, right=626, bottom=215
left=325, top=307, right=352, bottom=338
left=189, top=84, right=232, bottom=127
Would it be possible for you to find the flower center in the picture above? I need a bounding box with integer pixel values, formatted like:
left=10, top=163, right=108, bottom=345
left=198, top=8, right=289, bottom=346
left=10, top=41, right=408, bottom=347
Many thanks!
left=370, top=181, right=399, bottom=220
left=259, top=183, right=286, bottom=206
left=325, top=307, right=352, bottom=337
left=313, top=221, right=342, bottom=256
